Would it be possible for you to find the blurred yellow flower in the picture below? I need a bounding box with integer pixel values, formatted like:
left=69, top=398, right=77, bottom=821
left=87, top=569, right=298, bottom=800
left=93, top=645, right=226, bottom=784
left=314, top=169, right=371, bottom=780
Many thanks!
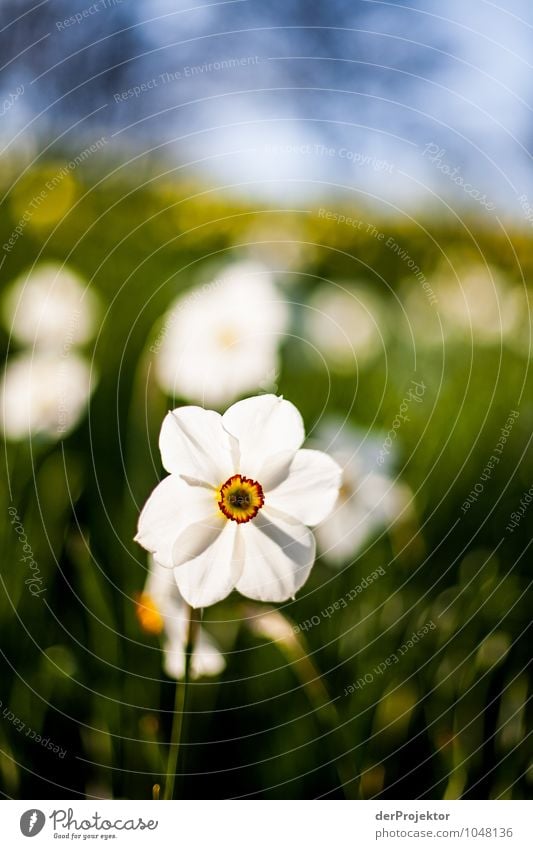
left=10, top=165, right=77, bottom=229
left=135, top=592, right=165, bottom=636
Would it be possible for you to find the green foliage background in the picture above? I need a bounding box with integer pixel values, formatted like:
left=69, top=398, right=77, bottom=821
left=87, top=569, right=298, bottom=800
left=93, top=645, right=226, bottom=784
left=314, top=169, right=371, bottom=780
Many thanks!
left=0, top=163, right=531, bottom=799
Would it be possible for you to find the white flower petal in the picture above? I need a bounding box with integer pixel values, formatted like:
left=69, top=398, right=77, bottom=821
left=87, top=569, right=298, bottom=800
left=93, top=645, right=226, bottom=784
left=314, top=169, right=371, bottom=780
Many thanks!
left=318, top=418, right=391, bottom=475
left=315, top=499, right=374, bottom=565
left=315, top=473, right=412, bottom=565
left=145, top=557, right=225, bottom=679
left=266, top=449, right=342, bottom=526
left=135, top=476, right=216, bottom=568
left=191, top=631, right=226, bottom=678
left=162, top=642, right=186, bottom=680
left=222, top=394, right=304, bottom=477
left=159, top=406, right=237, bottom=484
left=163, top=630, right=226, bottom=680
left=1, top=351, right=94, bottom=441
left=145, top=554, right=177, bottom=601
left=256, top=450, right=295, bottom=491
left=172, top=515, right=226, bottom=568
left=236, top=508, right=316, bottom=602
left=173, top=521, right=242, bottom=608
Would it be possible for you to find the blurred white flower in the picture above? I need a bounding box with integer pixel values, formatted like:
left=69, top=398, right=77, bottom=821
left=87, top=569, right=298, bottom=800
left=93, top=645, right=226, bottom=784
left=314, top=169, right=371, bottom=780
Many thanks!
left=136, top=556, right=225, bottom=679
left=400, top=279, right=442, bottom=349
left=0, top=351, right=94, bottom=441
left=2, top=262, right=100, bottom=351
left=505, top=286, right=533, bottom=357
left=240, top=220, right=312, bottom=273
left=303, top=285, right=385, bottom=370
left=247, top=605, right=298, bottom=648
left=404, top=262, right=523, bottom=349
left=314, top=420, right=412, bottom=566
left=437, top=264, right=520, bottom=343
left=154, top=261, right=289, bottom=406
left=135, top=394, right=341, bottom=608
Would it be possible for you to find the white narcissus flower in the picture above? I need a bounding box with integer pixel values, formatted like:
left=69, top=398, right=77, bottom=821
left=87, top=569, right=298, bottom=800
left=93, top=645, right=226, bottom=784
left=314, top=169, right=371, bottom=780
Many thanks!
left=2, top=262, right=100, bottom=351
left=402, top=262, right=522, bottom=349
left=136, top=557, right=225, bottom=679
left=135, top=395, right=341, bottom=608
left=0, top=351, right=95, bottom=441
left=154, top=262, right=289, bottom=406
left=436, top=264, right=521, bottom=343
left=314, top=421, right=413, bottom=566
left=505, top=286, right=533, bottom=358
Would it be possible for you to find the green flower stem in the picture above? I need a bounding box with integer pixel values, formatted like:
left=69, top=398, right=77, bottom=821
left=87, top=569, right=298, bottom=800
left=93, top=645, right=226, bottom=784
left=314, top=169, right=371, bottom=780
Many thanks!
left=163, top=604, right=198, bottom=801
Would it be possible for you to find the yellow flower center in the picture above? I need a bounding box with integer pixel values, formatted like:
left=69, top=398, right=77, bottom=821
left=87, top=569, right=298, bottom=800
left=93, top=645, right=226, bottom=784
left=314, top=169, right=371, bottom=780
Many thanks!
left=135, top=592, right=164, bottom=635
left=217, top=327, right=239, bottom=350
left=339, top=481, right=352, bottom=501
left=218, top=474, right=265, bottom=523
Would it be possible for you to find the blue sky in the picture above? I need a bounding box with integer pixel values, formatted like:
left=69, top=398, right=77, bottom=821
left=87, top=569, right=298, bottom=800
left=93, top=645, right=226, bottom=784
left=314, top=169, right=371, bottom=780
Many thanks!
left=1, top=0, right=532, bottom=219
